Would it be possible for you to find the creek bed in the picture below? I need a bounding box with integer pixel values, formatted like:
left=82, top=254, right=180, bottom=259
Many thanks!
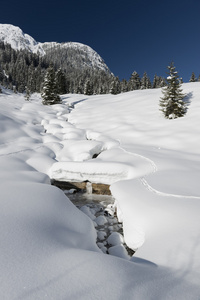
left=64, top=189, right=134, bottom=259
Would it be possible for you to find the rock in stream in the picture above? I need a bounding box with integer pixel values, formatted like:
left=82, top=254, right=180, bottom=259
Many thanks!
left=65, top=190, right=134, bottom=260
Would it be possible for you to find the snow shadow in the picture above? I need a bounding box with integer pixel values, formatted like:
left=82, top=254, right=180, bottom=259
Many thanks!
left=184, top=92, right=193, bottom=107
left=130, top=256, right=157, bottom=267
left=70, top=98, right=88, bottom=108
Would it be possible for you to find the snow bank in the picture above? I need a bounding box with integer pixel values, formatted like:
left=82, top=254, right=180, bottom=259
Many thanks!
left=111, top=178, right=200, bottom=287
left=50, top=160, right=134, bottom=184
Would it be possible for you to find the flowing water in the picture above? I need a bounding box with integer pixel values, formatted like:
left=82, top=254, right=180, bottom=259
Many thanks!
left=64, top=189, right=134, bottom=259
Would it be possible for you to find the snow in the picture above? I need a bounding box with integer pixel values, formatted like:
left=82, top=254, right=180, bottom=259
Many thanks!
left=108, top=244, right=130, bottom=259
left=107, top=232, right=124, bottom=246
left=95, top=215, right=108, bottom=225
left=0, top=24, right=45, bottom=54
left=1, top=83, right=200, bottom=299
left=50, top=160, right=135, bottom=183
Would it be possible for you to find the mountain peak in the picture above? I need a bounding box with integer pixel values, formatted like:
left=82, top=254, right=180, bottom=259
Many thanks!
left=0, top=24, right=45, bottom=54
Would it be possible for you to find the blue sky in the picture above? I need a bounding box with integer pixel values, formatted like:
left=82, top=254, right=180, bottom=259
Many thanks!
left=1, top=0, right=200, bottom=82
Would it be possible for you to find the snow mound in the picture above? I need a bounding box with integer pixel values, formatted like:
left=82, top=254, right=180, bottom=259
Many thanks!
left=50, top=161, right=134, bottom=184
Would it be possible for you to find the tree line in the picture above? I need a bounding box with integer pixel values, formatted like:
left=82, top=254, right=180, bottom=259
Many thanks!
left=41, top=61, right=191, bottom=121
left=0, top=41, right=176, bottom=96
left=0, top=41, right=199, bottom=121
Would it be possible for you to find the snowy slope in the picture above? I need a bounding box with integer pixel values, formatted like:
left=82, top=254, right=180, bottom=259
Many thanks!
left=41, top=41, right=111, bottom=73
left=0, top=24, right=45, bottom=54
left=0, top=24, right=111, bottom=73
left=1, top=84, right=200, bottom=299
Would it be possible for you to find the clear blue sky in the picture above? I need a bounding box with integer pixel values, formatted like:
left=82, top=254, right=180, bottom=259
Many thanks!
left=1, top=0, right=200, bottom=82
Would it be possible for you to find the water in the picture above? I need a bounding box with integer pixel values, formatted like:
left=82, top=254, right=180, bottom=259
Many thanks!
left=65, top=190, right=134, bottom=259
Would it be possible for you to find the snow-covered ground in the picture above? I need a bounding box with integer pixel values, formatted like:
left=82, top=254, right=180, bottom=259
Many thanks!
left=0, top=83, right=200, bottom=299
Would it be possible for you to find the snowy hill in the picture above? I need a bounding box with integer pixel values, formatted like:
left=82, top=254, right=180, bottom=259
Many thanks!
left=0, top=83, right=200, bottom=299
left=0, top=24, right=111, bottom=73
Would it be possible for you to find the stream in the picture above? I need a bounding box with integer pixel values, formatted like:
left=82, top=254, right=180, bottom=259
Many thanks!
left=63, top=184, right=134, bottom=260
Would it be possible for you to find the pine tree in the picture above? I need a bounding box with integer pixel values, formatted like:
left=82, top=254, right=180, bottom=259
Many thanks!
left=179, top=77, right=183, bottom=84
left=141, top=72, right=147, bottom=89
left=141, top=72, right=151, bottom=89
left=27, top=63, right=36, bottom=93
left=84, top=80, right=93, bottom=95
left=189, top=72, right=197, bottom=82
left=110, top=77, right=121, bottom=95
left=24, top=86, right=31, bottom=101
left=41, top=65, right=61, bottom=105
left=160, top=62, right=186, bottom=119
left=128, top=71, right=141, bottom=90
left=121, top=79, right=128, bottom=93
left=55, top=68, right=68, bottom=94
left=152, top=74, right=159, bottom=88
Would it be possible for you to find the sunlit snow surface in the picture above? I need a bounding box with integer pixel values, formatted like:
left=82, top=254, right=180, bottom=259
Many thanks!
left=0, top=84, right=200, bottom=299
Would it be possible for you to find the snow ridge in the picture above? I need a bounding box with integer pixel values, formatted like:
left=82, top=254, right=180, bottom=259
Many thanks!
left=0, top=24, right=45, bottom=54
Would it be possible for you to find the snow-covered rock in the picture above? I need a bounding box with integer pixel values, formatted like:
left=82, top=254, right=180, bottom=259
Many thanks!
left=107, top=232, right=124, bottom=246
left=95, top=215, right=108, bottom=226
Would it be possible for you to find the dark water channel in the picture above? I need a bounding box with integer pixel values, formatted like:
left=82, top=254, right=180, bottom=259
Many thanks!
left=64, top=188, right=134, bottom=260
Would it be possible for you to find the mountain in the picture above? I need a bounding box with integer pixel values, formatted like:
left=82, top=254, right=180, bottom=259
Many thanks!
left=0, top=24, right=111, bottom=74
left=41, top=41, right=111, bottom=73
left=0, top=24, right=45, bottom=55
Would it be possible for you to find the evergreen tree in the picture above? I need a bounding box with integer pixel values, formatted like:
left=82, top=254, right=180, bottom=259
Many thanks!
left=158, top=77, right=166, bottom=87
left=128, top=71, right=141, bottom=90
left=141, top=72, right=151, bottom=89
left=189, top=72, right=197, bottom=82
left=84, top=80, right=93, bottom=95
left=141, top=72, right=147, bottom=89
left=24, top=86, right=31, bottom=101
left=0, top=67, right=4, bottom=83
left=98, top=86, right=105, bottom=94
left=179, top=77, right=183, bottom=84
left=55, top=68, right=68, bottom=94
left=153, top=74, right=159, bottom=88
left=41, top=65, right=61, bottom=105
left=198, top=75, right=200, bottom=82
left=160, top=62, right=186, bottom=119
left=121, top=79, right=128, bottom=93
left=110, top=77, right=121, bottom=94
left=153, top=74, right=167, bottom=88
left=27, top=63, right=36, bottom=93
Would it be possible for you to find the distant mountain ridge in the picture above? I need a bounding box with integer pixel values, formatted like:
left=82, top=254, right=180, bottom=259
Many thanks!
left=0, top=24, right=111, bottom=74
left=0, top=24, right=114, bottom=95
